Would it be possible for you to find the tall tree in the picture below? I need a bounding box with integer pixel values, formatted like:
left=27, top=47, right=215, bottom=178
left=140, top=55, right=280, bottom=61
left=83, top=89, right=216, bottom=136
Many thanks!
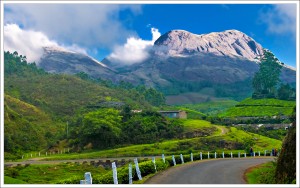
left=80, top=108, right=122, bottom=149
left=252, top=49, right=282, bottom=98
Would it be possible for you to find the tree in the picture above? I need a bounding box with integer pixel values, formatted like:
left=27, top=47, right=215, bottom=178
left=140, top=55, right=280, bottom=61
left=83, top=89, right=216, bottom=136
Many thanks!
left=80, top=108, right=122, bottom=149
left=277, top=83, right=295, bottom=100
left=252, top=49, right=282, bottom=98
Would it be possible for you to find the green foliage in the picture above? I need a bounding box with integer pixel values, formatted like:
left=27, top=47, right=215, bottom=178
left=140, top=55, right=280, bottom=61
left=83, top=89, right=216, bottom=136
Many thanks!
left=80, top=108, right=122, bottom=149
left=236, top=126, right=287, bottom=141
left=57, top=160, right=169, bottom=184
left=237, top=98, right=295, bottom=107
left=4, top=176, right=27, bottom=184
left=159, top=78, right=252, bottom=101
left=41, top=123, right=281, bottom=161
left=277, top=83, right=296, bottom=100
left=178, top=99, right=238, bottom=116
left=4, top=51, right=161, bottom=156
left=121, top=112, right=184, bottom=145
left=4, top=95, right=64, bottom=158
left=246, top=162, right=277, bottom=184
left=252, top=49, right=282, bottom=99
left=275, top=110, right=296, bottom=184
left=219, top=98, right=295, bottom=118
left=4, top=163, right=107, bottom=184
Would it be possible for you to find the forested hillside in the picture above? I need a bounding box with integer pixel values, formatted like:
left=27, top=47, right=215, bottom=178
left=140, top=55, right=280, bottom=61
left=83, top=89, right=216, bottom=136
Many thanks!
left=4, top=51, right=168, bottom=159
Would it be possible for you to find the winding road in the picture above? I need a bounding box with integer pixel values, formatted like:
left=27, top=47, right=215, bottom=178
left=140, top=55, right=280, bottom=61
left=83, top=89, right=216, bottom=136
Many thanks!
left=145, top=157, right=274, bottom=184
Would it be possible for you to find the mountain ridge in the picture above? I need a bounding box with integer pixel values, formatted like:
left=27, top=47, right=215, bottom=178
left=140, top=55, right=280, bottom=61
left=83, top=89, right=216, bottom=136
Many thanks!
left=36, top=29, right=296, bottom=103
left=153, top=29, right=264, bottom=61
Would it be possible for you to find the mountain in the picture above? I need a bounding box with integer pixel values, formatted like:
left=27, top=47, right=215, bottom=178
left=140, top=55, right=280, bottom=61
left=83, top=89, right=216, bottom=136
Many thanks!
left=153, top=29, right=263, bottom=60
left=38, top=46, right=116, bottom=79
left=36, top=30, right=296, bottom=103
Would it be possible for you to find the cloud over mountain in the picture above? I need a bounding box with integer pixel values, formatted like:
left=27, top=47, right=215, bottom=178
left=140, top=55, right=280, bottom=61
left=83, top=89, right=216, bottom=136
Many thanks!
left=4, top=24, right=87, bottom=63
left=108, top=28, right=161, bottom=64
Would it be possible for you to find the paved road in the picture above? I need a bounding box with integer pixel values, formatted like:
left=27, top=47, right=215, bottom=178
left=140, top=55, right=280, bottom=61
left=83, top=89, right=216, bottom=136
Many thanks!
left=145, top=157, right=274, bottom=184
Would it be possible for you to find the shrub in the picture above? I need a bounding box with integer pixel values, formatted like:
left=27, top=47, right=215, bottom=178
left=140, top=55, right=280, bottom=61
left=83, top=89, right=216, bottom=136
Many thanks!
left=57, top=159, right=169, bottom=184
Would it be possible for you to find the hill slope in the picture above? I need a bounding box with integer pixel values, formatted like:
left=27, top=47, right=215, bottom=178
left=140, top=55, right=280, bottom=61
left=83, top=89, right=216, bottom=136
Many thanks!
left=4, top=51, right=161, bottom=157
left=219, top=98, right=295, bottom=118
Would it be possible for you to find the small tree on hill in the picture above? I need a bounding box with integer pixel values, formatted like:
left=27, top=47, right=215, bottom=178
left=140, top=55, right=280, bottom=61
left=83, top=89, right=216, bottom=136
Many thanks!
left=252, top=49, right=282, bottom=99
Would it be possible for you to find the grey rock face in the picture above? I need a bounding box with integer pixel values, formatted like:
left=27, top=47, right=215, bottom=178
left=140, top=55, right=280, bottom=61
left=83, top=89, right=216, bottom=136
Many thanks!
left=154, top=29, right=263, bottom=61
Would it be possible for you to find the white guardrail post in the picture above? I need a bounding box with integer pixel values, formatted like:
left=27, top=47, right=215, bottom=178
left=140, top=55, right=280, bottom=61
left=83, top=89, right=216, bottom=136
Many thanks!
left=172, top=155, right=176, bottom=166
left=129, top=163, right=133, bottom=184
left=112, top=162, right=118, bottom=184
left=180, top=154, right=184, bottom=164
left=134, top=158, right=142, bottom=180
left=152, top=157, right=157, bottom=172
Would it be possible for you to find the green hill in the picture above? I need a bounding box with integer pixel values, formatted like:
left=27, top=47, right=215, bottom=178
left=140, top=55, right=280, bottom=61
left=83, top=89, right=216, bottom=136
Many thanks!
left=36, top=120, right=281, bottom=161
left=219, top=98, right=295, bottom=118
left=178, top=99, right=238, bottom=116
left=4, top=51, right=164, bottom=158
left=4, top=94, right=64, bottom=159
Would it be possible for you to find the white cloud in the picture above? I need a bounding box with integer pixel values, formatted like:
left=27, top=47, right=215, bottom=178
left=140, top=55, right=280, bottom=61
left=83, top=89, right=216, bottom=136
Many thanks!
left=260, top=4, right=296, bottom=36
left=4, top=24, right=87, bottom=63
left=108, top=28, right=161, bottom=65
left=4, top=4, right=142, bottom=51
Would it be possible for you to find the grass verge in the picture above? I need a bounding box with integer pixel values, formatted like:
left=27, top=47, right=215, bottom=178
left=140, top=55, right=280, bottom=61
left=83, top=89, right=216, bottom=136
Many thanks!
left=245, top=161, right=276, bottom=184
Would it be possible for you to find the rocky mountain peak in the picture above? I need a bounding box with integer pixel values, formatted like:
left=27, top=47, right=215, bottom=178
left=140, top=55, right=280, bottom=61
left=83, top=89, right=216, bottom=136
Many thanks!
left=154, top=29, right=264, bottom=61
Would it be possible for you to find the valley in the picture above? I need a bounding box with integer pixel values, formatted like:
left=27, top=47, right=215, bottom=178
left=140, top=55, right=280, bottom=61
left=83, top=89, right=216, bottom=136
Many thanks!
left=3, top=28, right=296, bottom=185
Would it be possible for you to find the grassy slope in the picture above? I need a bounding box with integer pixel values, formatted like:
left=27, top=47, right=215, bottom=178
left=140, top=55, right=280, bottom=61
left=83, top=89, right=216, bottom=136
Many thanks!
left=5, top=73, right=153, bottom=118
left=219, top=98, right=295, bottom=117
left=4, top=163, right=108, bottom=184
left=245, top=162, right=276, bottom=184
left=179, top=99, right=238, bottom=116
left=4, top=176, right=28, bottom=184
left=32, top=120, right=281, bottom=161
left=4, top=95, right=64, bottom=154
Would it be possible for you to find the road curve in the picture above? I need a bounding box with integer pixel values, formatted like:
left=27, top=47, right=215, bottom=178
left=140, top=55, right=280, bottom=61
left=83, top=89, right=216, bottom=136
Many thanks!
left=145, top=157, right=274, bottom=184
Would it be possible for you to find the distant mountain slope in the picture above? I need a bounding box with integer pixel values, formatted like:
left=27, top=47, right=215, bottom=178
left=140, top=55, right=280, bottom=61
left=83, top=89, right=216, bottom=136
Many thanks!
left=39, top=46, right=116, bottom=80
left=23, top=29, right=296, bottom=103
left=102, top=29, right=295, bottom=102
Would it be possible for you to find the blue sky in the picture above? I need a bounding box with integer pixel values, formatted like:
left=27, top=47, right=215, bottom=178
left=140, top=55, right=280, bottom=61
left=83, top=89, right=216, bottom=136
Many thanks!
left=3, top=3, right=297, bottom=67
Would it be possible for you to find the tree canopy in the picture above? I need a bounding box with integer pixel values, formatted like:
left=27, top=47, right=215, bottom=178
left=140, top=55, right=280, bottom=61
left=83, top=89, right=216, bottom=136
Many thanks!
left=252, top=49, right=282, bottom=99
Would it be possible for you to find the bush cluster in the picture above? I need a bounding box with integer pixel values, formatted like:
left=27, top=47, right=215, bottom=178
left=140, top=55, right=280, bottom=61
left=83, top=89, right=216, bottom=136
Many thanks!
left=57, top=159, right=169, bottom=184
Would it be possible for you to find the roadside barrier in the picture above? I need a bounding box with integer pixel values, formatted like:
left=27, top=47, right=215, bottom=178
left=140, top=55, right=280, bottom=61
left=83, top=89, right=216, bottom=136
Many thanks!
left=78, top=149, right=275, bottom=184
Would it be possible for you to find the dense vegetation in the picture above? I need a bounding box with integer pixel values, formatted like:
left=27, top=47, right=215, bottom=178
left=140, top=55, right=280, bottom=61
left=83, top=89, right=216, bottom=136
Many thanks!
left=177, top=100, right=238, bottom=116
left=235, top=126, right=287, bottom=140
left=245, top=162, right=277, bottom=184
left=4, top=163, right=108, bottom=184
left=252, top=49, right=295, bottom=100
left=218, top=98, right=295, bottom=118
left=69, top=108, right=184, bottom=150
left=275, top=112, right=296, bottom=183
left=159, top=78, right=253, bottom=101
left=4, top=51, right=167, bottom=159
left=33, top=123, right=281, bottom=161
left=245, top=109, right=296, bottom=184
